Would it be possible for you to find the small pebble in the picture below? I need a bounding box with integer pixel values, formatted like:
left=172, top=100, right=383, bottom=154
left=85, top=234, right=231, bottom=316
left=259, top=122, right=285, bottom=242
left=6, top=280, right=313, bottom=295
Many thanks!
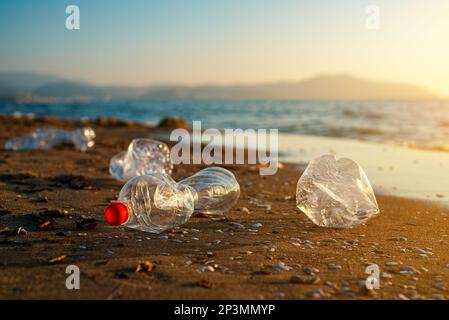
left=385, top=261, right=400, bottom=267
left=328, top=263, right=342, bottom=270
left=289, top=275, right=320, bottom=284
left=200, top=266, right=215, bottom=272
left=272, top=291, right=285, bottom=298
left=307, top=289, right=325, bottom=299
left=271, top=262, right=292, bottom=271
left=304, top=266, right=319, bottom=275
left=400, top=266, right=418, bottom=275
left=434, top=283, right=447, bottom=291
left=229, top=222, right=245, bottom=229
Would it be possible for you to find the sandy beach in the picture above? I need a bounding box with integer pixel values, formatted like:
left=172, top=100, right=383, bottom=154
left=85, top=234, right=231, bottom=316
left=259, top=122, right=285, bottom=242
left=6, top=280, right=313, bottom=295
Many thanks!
left=1, top=115, right=449, bottom=300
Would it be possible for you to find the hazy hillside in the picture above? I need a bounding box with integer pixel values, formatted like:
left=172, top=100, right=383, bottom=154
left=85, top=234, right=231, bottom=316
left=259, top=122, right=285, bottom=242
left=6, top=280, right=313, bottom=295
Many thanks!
left=0, top=72, right=436, bottom=102
left=0, top=72, right=63, bottom=90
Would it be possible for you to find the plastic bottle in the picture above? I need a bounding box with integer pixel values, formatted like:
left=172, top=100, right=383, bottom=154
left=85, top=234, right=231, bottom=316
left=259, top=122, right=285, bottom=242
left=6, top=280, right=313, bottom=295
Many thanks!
left=4, top=127, right=95, bottom=152
left=104, top=167, right=240, bottom=233
left=109, top=138, right=173, bottom=181
left=179, top=166, right=240, bottom=215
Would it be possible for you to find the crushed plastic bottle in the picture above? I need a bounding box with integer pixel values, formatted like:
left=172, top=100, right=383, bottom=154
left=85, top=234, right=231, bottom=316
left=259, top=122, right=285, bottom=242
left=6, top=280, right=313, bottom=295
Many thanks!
left=104, top=167, right=240, bottom=233
left=296, top=154, right=379, bottom=228
left=4, top=127, right=95, bottom=152
left=109, top=138, right=173, bottom=182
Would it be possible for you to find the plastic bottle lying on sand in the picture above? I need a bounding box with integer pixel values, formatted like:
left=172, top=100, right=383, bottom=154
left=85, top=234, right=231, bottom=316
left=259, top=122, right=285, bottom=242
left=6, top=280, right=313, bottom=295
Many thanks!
left=178, top=166, right=240, bottom=215
left=104, top=167, right=240, bottom=233
left=4, top=127, right=95, bottom=152
left=109, top=138, right=173, bottom=182
left=296, top=154, right=379, bottom=228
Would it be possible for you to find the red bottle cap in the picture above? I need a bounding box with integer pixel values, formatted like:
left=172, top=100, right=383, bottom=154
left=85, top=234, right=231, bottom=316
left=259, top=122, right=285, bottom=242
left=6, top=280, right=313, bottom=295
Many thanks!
left=104, top=201, right=129, bottom=226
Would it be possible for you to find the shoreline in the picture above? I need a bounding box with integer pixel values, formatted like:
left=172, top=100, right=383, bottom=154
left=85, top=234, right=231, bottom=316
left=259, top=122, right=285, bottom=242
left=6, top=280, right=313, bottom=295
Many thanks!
left=1, top=115, right=449, bottom=300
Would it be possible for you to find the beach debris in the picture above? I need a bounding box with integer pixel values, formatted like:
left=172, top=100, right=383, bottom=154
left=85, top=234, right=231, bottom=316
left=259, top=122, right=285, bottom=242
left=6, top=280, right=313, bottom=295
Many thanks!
left=384, top=261, right=401, bottom=267
left=105, top=167, right=239, bottom=233
left=47, top=255, right=67, bottom=264
left=135, top=261, right=155, bottom=273
left=109, top=138, right=173, bottom=181
left=179, top=166, right=240, bottom=215
left=252, top=223, right=263, bottom=229
left=296, top=154, right=379, bottom=228
left=4, top=127, right=95, bottom=152
left=257, top=204, right=271, bottom=210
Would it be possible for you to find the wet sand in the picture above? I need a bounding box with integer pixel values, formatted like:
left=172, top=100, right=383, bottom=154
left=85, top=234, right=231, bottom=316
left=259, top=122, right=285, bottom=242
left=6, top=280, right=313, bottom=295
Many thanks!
left=1, top=115, right=449, bottom=300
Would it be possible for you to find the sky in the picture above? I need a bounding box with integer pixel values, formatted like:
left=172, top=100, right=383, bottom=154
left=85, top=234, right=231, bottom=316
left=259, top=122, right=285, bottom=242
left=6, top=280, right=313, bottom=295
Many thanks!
left=0, top=0, right=449, bottom=96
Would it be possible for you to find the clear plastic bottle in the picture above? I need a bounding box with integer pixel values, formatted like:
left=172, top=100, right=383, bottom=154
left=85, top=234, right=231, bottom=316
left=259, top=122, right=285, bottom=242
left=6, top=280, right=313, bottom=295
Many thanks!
left=296, top=154, right=379, bottom=228
left=4, top=127, right=95, bottom=152
left=105, top=173, right=195, bottom=233
left=109, top=138, right=173, bottom=182
left=104, top=167, right=240, bottom=233
left=179, top=166, right=240, bottom=215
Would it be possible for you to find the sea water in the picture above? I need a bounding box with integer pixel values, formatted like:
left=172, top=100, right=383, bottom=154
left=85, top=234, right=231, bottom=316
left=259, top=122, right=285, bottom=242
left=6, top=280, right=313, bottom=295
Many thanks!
left=2, top=99, right=449, bottom=202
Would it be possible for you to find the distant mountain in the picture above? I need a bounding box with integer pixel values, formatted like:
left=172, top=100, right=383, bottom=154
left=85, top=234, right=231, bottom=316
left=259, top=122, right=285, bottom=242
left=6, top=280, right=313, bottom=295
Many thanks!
left=141, top=74, right=435, bottom=100
left=0, top=72, right=437, bottom=102
left=0, top=72, right=63, bottom=91
left=32, top=81, right=104, bottom=97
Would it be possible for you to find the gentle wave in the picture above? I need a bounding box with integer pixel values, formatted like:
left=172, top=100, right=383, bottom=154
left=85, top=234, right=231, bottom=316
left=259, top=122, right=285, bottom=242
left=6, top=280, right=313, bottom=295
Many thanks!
left=2, top=99, right=449, bottom=153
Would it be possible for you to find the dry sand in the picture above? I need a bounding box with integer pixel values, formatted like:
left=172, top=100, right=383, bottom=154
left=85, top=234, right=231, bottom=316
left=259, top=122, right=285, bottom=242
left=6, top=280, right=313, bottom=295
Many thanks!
left=0, top=115, right=448, bottom=300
